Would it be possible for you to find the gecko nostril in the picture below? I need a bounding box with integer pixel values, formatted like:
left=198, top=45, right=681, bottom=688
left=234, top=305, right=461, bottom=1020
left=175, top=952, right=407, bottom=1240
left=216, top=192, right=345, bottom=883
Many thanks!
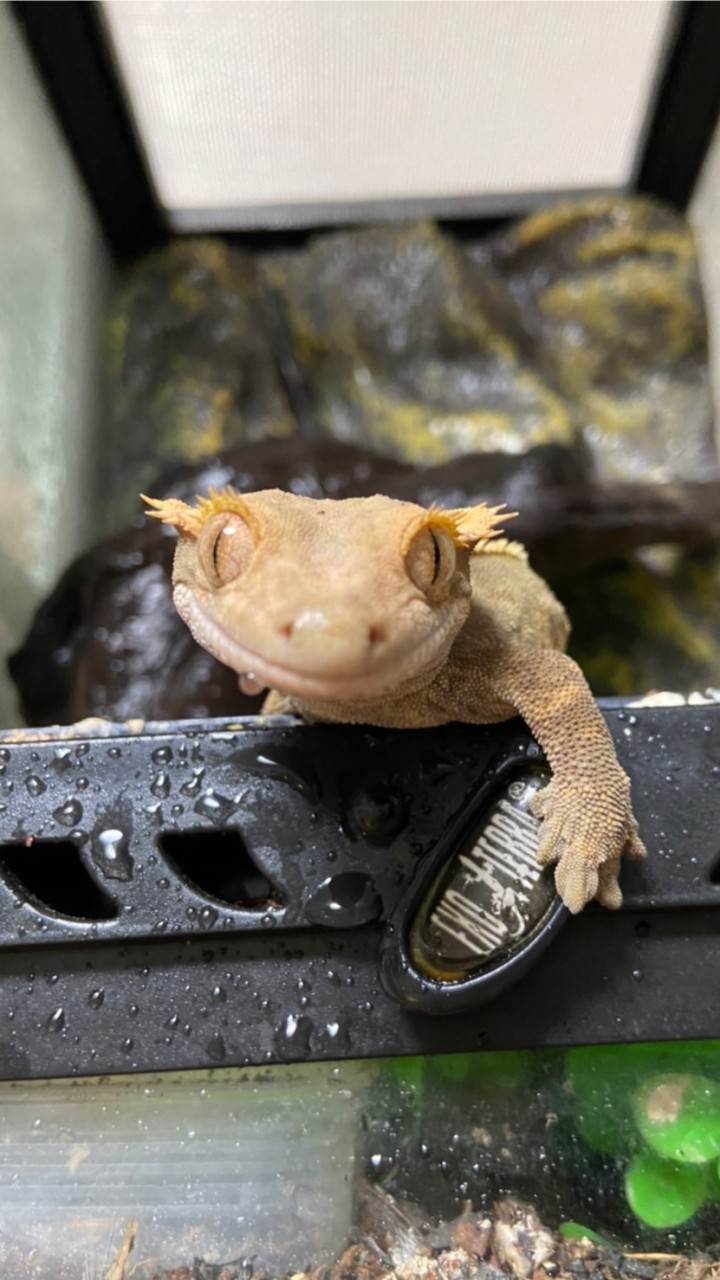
left=368, top=625, right=385, bottom=646
left=279, top=621, right=294, bottom=639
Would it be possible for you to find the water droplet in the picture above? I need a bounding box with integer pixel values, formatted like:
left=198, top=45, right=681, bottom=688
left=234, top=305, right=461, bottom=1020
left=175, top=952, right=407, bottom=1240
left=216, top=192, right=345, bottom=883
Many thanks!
left=51, top=749, right=72, bottom=773
left=24, top=775, right=46, bottom=797
left=0, top=749, right=8, bottom=763
left=210, top=985, right=226, bottom=1004
left=199, top=905, right=218, bottom=927
left=346, top=784, right=408, bottom=845
left=108, top=747, right=122, bottom=759
left=46, top=1008, right=65, bottom=1033
left=307, top=872, right=382, bottom=927
left=53, top=798, right=83, bottom=827
left=88, top=989, right=104, bottom=1009
left=253, top=749, right=321, bottom=803
left=319, top=1021, right=351, bottom=1054
left=92, top=828, right=133, bottom=881
left=76, top=777, right=89, bottom=792
left=156, top=877, right=170, bottom=890
left=273, top=1013, right=313, bottom=1061
left=151, top=772, right=171, bottom=799
left=165, top=1013, right=179, bottom=1030
left=152, top=745, right=173, bottom=765
left=631, top=969, right=643, bottom=982
left=194, top=790, right=236, bottom=824
left=120, top=1037, right=134, bottom=1054
left=180, top=767, right=205, bottom=798
left=206, top=1032, right=227, bottom=1062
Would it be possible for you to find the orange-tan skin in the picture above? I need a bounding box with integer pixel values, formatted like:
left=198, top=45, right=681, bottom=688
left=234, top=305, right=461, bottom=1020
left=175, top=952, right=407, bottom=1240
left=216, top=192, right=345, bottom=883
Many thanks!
left=144, top=488, right=646, bottom=913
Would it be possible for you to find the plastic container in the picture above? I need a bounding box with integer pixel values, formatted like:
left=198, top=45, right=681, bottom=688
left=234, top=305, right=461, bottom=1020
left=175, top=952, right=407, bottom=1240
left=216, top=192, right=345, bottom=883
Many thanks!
left=0, top=1064, right=367, bottom=1276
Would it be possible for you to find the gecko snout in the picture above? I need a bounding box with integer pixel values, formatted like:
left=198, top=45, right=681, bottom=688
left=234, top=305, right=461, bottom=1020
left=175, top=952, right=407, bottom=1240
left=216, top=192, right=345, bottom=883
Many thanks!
left=275, top=607, right=388, bottom=671
left=279, top=614, right=385, bottom=643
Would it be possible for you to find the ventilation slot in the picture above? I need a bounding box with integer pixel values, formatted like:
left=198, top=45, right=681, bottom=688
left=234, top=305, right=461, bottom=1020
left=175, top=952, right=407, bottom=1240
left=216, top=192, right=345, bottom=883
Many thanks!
left=158, top=829, right=282, bottom=910
left=710, top=856, right=720, bottom=885
left=0, top=840, right=118, bottom=920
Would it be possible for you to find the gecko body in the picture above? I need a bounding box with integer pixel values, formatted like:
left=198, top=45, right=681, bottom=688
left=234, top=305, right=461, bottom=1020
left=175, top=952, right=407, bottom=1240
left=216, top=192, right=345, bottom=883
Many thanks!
left=144, top=488, right=645, bottom=912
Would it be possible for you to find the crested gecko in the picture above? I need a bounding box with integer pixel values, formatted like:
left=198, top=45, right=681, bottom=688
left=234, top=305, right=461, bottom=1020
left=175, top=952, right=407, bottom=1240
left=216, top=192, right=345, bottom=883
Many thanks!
left=144, top=488, right=646, bottom=912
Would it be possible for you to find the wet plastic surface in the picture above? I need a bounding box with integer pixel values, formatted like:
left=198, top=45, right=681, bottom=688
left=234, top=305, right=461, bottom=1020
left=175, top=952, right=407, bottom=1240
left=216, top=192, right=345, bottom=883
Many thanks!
left=0, top=704, right=717, bottom=1079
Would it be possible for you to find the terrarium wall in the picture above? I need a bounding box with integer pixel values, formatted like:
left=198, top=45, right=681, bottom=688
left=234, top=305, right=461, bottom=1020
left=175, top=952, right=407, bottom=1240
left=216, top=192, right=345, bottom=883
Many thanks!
left=691, top=118, right=720, bottom=440
left=0, top=6, right=112, bottom=728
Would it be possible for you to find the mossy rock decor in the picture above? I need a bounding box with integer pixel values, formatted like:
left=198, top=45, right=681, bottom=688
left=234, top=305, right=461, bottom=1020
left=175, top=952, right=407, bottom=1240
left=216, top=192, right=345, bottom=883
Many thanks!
left=264, top=220, right=575, bottom=466
left=104, top=239, right=295, bottom=527
left=473, top=197, right=714, bottom=485
left=102, top=197, right=716, bottom=535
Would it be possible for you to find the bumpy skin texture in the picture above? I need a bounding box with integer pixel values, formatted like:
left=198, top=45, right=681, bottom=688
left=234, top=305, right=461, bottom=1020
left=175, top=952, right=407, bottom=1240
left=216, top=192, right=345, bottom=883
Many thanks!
left=144, top=488, right=646, bottom=912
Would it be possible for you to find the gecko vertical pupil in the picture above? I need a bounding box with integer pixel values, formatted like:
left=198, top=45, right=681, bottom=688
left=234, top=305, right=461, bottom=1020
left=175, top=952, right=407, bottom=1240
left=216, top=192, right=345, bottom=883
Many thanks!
left=406, top=526, right=456, bottom=594
left=201, top=512, right=254, bottom=587
left=212, top=530, right=223, bottom=573
left=430, top=531, right=441, bottom=582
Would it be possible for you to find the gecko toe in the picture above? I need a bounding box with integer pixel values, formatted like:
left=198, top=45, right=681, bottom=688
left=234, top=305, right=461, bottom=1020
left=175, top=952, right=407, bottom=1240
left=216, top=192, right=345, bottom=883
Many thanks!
left=625, top=828, right=647, bottom=861
left=595, top=858, right=623, bottom=909
left=554, top=854, right=599, bottom=915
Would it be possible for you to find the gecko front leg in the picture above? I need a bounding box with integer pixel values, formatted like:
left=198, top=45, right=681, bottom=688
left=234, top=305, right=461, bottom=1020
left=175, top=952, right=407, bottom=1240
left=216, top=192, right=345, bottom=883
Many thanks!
left=478, top=646, right=646, bottom=913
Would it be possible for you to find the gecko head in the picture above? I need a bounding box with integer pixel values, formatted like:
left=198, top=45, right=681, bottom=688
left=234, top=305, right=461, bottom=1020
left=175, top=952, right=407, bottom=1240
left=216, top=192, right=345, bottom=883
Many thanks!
left=143, top=488, right=510, bottom=702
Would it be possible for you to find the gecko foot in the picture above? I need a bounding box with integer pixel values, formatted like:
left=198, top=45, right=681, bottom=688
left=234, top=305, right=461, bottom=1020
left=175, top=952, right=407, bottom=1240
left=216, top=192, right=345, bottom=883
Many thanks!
left=530, top=776, right=646, bottom=913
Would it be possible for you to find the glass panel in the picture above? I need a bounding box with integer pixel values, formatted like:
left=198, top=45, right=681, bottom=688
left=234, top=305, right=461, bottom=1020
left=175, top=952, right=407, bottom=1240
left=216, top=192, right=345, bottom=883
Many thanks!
left=1, top=1043, right=718, bottom=1275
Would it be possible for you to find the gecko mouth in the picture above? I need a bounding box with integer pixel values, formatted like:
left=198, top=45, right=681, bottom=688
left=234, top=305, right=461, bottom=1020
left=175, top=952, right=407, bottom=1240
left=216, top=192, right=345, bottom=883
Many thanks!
left=175, top=588, right=455, bottom=701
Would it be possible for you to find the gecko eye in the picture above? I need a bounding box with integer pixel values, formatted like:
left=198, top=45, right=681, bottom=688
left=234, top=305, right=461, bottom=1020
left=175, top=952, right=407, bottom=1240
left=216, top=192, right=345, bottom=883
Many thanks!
left=198, top=512, right=254, bottom=587
left=405, top=526, right=456, bottom=596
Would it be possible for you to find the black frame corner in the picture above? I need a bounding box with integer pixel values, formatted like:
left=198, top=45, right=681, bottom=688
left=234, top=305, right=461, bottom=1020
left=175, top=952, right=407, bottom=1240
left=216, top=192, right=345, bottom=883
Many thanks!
left=635, top=0, right=720, bottom=210
left=10, top=0, right=166, bottom=262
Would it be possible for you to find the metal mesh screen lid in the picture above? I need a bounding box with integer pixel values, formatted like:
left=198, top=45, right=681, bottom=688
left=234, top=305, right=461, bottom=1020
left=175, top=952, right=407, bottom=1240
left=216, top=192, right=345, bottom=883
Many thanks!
left=100, top=0, right=674, bottom=230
